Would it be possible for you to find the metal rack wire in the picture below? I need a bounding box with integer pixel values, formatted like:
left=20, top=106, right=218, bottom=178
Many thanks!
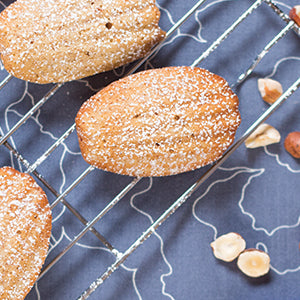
left=0, top=0, right=299, bottom=299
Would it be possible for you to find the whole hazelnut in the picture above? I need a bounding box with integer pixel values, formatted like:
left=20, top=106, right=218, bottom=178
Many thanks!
left=284, top=132, right=300, bottom=158
left=237, top=249, right=270, bottom=278
left=289, top=6, right=300, bottom=26
left=210, top=232, right=246, bottom=262
left=258, top=78, right=283, bottom=104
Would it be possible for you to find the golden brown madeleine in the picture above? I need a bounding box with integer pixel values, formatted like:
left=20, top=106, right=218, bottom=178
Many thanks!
left=76, top=66, right=241, bottom=177
left=0, top=167, right=52, bottom=300
left=0, top=0, right=165, bottom=83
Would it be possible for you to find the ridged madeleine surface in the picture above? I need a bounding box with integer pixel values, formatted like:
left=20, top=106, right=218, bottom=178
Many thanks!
left=76, top=67, right=241, bottom=177
left=0, top=0, right=165, bottom=83
left=0, top=167, right=52, bottom=300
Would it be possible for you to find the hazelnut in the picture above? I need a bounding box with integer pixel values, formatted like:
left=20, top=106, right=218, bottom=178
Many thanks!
left=210, top=232, right=246, bottom=262
left=289, top=5, right=300, bottom=26
left=237, top=249, right=270, bottom=278
left=284, top=131, right=300, bottom=158
left=245, top=123, right=281, bottom=148
left=258, top=78, right=283, bottom=104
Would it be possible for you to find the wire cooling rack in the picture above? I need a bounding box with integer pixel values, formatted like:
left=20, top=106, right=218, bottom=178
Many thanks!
left=0, top=0, right=300, bottom=299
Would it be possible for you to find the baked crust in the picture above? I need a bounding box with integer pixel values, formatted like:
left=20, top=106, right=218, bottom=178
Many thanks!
left=0, top=167, right=52, bottom=300
left=76, top=66, right=241, bottom=177
left=0, top=0, right=165, bottom=83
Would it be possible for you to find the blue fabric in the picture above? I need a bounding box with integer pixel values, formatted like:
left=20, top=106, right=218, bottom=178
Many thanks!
left=0, top=0, right=299, bottom=299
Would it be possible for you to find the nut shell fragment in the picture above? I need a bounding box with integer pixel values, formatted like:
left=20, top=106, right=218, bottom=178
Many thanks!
left=210, top=232, right=246, bottom=262
left=237, top=249, right=270, bottom=278
left=284, top=131, right=300, bottom=158
left=245, top=123, right=281, bottom=148
left=258, top=78, right=283, bottom=104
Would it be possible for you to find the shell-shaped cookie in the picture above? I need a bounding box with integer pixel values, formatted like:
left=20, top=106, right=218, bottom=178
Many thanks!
left=0, top=0, right=165, bottom=83
left=0, top=167, right=52, bottom=300
left=75, top=66, right=241, bottom=177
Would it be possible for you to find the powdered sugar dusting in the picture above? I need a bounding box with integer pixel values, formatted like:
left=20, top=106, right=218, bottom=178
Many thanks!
left=76, top=66, right=241, bottom=177
left=0, top=167, right=52, bottom=300
left=0, top=0, right=165, bottom=83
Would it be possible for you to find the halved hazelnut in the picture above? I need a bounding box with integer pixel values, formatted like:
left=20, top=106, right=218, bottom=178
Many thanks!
left=258, top=78, right=283, bottom=104
left=284, top=131, right=300, bottom=158
left=289, top=5, right=300, bottom=26
left=245, top=123, right=281, bottom=148
left=210, top=232, right=246, bottom=262
left=237, top=249, right=270, bottom=278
